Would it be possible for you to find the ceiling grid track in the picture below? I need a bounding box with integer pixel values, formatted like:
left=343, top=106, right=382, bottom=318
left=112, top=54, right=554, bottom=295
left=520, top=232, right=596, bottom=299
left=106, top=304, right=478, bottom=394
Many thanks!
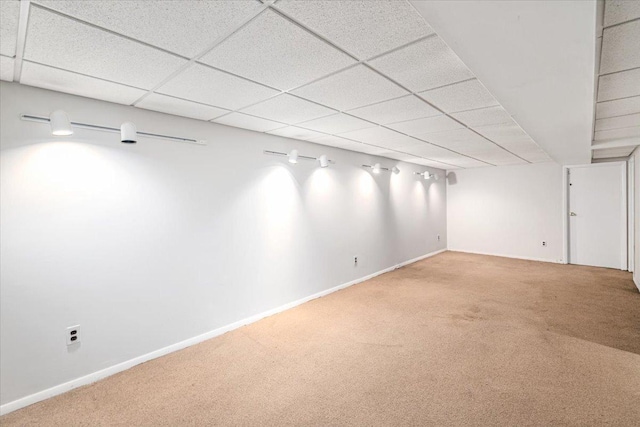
left=3, top=0, right=558, bottom=168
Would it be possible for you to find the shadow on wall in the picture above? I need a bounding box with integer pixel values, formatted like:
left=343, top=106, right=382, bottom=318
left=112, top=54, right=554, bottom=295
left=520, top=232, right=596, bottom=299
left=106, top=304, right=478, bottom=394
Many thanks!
left=446, top=172, right=458, bottom=185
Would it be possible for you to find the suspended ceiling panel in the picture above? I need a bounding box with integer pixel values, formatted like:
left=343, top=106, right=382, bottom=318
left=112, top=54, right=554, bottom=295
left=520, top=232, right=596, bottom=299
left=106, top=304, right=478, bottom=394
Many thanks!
left=273, top=0, right=434, bottom=60
left=137, top=94, right=230, bottom=122
left=0, top=0, right=19, bottom=57
left=33, top=0, right=264, bottom=58
left=214, top=113, right=286, bottom=133
left=24, top=7, right=188, bottom=89
left=156, top=64, right=279, bottom=111
left=592, top=146, right=636, bottom=159
left=599, top=19, right=640, bottom=75
left=290, top=65, right=408, bottom=111
left=592, top=0, right=640, bottom=161
left=419, top=79, right=499, bottom=113
left=297, top=113, right=375, bottom=134
left=596, top=96, right=640, bottom=119
left=346, top=95, right=440, bottom=125
left=240, top=94, right=335, bottom=125
left=199, top=9, right=356, bottom=91
left=4, top=0, right=555, bottom=170
left=20, top=61, right=147, bottom=106
left=369, top=36, right=474, bottom=92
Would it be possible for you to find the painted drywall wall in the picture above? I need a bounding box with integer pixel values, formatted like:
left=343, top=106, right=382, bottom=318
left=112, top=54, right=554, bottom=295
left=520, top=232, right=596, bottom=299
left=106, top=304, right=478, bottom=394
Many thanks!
left=634, top=147, right=640, bottom=291
left=446, top=162, right=563, bottom=263
left=0, top=82, right=447, bottom=409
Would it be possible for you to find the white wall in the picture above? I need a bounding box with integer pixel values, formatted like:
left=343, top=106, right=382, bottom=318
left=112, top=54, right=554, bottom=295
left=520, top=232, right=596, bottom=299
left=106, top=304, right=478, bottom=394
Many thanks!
left=446, top=162, right=564, bottom=263
left=0, top=82, right=447, bottom=409
left=634, top=147, right=640, bottom=291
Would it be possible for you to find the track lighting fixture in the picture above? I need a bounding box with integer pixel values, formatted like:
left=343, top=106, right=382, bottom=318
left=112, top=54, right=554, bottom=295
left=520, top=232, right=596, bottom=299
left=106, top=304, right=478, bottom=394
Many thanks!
left=21, top=114, right=204, bottom=145
left=414, top=171, right=440, bottom=180
left=49, top=110, right=73, bottom=136
left=264, top=150, right=334, bottom=167
left=363, top=163, right=399, bottom=175
left=120, top=122, right=137, bottom=144
left=288, top=149, right=299, bottom=164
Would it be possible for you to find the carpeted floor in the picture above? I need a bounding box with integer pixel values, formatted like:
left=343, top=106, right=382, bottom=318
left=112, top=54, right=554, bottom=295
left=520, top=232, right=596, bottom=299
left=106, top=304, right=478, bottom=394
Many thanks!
left=3, top=252, right=640, bottom=426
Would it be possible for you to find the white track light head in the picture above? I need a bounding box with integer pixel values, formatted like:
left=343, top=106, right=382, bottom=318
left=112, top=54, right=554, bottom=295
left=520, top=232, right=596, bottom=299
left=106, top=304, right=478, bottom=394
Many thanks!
left=50, top=110, right=73, bottom=136
left=423, top=172, right=431, bottom=180
left=288, top=149, right=299, bottom=164
left=392, top=166, right=400, bottom=175
left=372, top=163, right=381, bottom=174
left=318, top=154, right=329, bottom=168
left=120, top=122, right=137, bottom=143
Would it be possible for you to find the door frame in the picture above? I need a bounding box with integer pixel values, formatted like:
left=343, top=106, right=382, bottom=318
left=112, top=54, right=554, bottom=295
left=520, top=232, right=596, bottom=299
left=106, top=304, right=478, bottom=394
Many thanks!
left=562, top=161, right=627, bottom=270
left=628, top=156, right=635, bottom=273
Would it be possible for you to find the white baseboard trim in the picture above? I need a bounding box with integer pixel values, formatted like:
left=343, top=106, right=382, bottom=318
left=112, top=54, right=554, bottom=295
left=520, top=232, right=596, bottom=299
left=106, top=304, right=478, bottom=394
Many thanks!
left=447, top=249, right=562, bottom=264
left=0, top=248, right=446, bottom=416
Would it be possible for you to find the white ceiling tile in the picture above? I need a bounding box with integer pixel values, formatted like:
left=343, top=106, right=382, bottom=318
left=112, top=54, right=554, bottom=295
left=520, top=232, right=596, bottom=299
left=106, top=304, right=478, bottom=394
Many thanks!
left=419, top=79, right=499, bottom=113
left=600, top=20, right=640, bottom=74
left=0, top=0, right=19, bottom=56
left=418, top=128, right=490, bottom=147
left=406, top=157, right=461, bottom=171
left=157, top=64, right=280, bottom=111
left=473, top=150, right=525, bottom=166
left=33, top=0, right=263, bottom=57
left=435, top=156, right=488, bottom=168
left=377, top=151, right=418, bottom=162
left=592, top=146, right=636, bottom=159
left=596, top=96, right=640, bottom=119
left=308, top=134, right=362, bottom=149
left=0, top=55, right=14, bottom=81
left=274, top=0, right=433, bottom=60
left=597, top=68, right=640, bottom=102
left=20, top=61, right=147, bottom=105
left=401, top=143, right=476, bottom=166
left=200, top=9, right=355, bottom=90
left=473, top=121, right=530, bottom=144
left=346, top=95, right=440, bottom=124
left=369, top=36, right=473, bottom=92
left=451, top=106, right=513, bottom=128
left=604, top=0, right=640, bottom=27
left=298, top=113, right=375, bottom=134
left=290, top=65, right=408, bottom=111
left=339, top=126, right=422, bottom=149
left=352, top=143, right=389, bottom=155
left=214, top=112, right=285, bottom=132
left=240, top=94, right=335, bottom=125
left=267, top=126, right=328, bottom=141
left=407, top=158, right=457, bottom=170
left=136, top=93, right=229, bottom=121
left=24, top=7, right=187, bottom=89
left=594, top=126, right=640, bottom=141
left=388, top=115, right=463, bottom=137
left=595, top=113, right=640, bottom=131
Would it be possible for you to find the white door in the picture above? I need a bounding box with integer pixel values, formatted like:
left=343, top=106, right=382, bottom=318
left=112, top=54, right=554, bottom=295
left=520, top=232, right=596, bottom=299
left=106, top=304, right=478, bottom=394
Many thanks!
left=568, top=163, right=627, bottom=269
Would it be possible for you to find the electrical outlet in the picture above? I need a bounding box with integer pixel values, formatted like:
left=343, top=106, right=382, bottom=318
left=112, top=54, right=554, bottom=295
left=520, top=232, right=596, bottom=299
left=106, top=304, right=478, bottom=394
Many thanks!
left=542, top=241, right=547, bottom=247
left=66, top=325, right=80, bottom=346
left=354, top=256, right=358, bottom=266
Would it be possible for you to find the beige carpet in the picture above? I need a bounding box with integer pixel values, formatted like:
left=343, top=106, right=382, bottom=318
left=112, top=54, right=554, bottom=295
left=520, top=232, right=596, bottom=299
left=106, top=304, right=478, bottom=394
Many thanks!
left=3, top=252, right=640, bottom=426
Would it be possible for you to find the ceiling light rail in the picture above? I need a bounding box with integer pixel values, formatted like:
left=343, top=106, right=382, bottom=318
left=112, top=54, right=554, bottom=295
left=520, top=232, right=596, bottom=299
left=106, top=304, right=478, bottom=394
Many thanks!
left=20, top=114, right=206, bottom=145
left=263, top=149, right=335, bottom=168
left=414, top=171, right=439, bottom=180
left=363, top=163, right=400, bottom=175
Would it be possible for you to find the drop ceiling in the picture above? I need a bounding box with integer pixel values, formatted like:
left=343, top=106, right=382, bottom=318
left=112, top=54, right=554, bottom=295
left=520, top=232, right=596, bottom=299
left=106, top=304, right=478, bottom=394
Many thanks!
left=0, top=0, right=554, bottom=170
left=592, top=0, right=640, bottom=160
